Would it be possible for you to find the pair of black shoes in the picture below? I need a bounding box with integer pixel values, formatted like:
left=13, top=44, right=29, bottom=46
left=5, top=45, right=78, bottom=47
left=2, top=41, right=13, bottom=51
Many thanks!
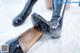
left=13, top=0, right=61, bottom=39
left=6, top=14, right=61, bottom=53
left=7, top=0, right=64, bottom=52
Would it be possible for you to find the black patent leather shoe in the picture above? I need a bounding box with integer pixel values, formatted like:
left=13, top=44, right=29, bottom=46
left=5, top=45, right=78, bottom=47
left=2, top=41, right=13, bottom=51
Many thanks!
left=13, top=0, right=37, bottom=26
left=32, top=13, right=61, bottom=39
left=32, top=13, right=51, bottom=33
left=5, top=38, right=24, bottom=53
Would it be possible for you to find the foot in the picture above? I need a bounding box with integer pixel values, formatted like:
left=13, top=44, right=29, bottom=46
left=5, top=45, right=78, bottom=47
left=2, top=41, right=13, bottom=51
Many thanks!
left=32, top=13, right=61, bottom=39
left=50, top=16, right=61, bottom=39
left=13, top=16, right=25, bottom=26
left=50, top=16, right=60, bottom=30
left=13, top=0, right=37, bottom=26
left=32, top=13, right=51, bottom=33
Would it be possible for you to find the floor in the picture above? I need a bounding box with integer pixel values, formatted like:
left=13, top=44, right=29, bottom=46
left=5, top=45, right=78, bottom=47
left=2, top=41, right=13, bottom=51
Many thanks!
left=0, top=0, right=80, bottom=53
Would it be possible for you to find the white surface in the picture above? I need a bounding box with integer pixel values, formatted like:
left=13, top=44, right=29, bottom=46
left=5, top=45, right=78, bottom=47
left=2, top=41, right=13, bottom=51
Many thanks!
left=0, top=0, right=80, bottom=53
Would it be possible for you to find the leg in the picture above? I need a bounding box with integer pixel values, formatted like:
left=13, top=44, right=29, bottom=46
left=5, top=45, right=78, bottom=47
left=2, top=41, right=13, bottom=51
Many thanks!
left=31, top=0, right=65, bottom=39
left=50, top=0, right=65, bottom=38
left=50, top=0, right=63, bottom=29
left=52, top=0, right=63, bottom=17
left=13, top=0, right=37, bottom=26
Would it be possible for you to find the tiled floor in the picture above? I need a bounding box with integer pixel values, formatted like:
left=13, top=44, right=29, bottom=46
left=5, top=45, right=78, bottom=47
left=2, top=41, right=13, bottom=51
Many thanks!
left=0, top=0, right=80, bottom=53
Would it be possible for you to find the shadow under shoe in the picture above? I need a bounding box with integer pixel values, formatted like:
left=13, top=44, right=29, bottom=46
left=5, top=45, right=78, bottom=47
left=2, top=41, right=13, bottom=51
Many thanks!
left=31, top=13, right=61, bottom=39
left=13, top=0, right=37, bottom=26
